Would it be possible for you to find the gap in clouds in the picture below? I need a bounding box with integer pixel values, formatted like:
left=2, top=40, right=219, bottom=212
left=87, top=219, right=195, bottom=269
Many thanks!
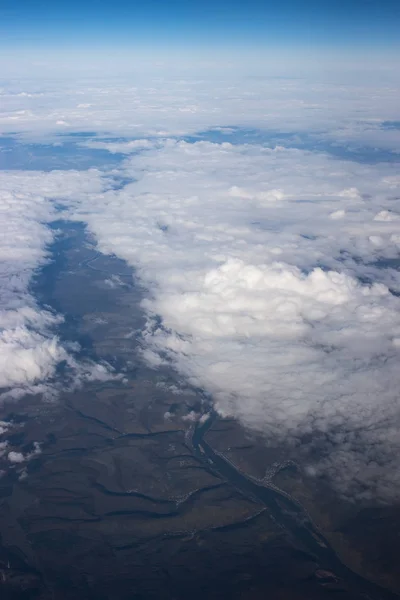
left=0, top=217, right=151, bottom=483
left=183, top=126, right=400, bottom=164
left=0, top=167, right=119, bottom=405
left=76, top=125, right=400, bottom=166
left=0, top=135, right=124, bottom=171
left=30, top=219, right=141, bottom=376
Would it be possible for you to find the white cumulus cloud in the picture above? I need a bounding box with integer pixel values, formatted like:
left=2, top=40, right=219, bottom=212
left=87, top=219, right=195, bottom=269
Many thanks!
left=68, top=139, right=400, bottom=502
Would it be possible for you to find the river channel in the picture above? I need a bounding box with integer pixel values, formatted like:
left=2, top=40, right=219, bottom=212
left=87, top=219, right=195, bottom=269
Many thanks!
left=192, top=412, right=400, bottom=600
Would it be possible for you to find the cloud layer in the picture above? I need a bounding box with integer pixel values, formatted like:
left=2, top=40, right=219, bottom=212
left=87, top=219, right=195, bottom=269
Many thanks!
left=1, top=70, right=400, bottom=502
left=1, top=73, right=400, bottom=154
left=70, top=139, right=400, bottom=502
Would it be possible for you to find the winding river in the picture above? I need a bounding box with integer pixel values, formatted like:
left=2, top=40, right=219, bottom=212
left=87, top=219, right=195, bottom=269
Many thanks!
left=192, top=412, right=399, bottom=600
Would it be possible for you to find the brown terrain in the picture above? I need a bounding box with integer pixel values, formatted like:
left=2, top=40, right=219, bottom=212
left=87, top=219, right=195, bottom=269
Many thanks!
left=0, top=221, right=399, bottom=600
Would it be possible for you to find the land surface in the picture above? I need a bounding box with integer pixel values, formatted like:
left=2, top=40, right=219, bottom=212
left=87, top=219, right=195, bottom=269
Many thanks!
left=0, top=221, right=399, bottom=600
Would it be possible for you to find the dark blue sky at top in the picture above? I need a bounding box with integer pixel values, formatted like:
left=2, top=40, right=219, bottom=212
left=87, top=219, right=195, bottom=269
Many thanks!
left=1, top=0, right=400, bottom=49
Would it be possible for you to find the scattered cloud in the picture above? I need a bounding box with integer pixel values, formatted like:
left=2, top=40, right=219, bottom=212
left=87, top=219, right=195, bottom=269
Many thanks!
left=8, top=451, right=25, bottom=464
left=104, top=274, right=125, bottom=288
left=82, top=139, right=157, bottom=154
left=7, top=441, right=41, bottom=467
left=182, top=410, right=200, bottom=422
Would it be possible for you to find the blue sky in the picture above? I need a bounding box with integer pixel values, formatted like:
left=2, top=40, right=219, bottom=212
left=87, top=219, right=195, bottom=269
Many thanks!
left=1, top=0, right=400, bottom=50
